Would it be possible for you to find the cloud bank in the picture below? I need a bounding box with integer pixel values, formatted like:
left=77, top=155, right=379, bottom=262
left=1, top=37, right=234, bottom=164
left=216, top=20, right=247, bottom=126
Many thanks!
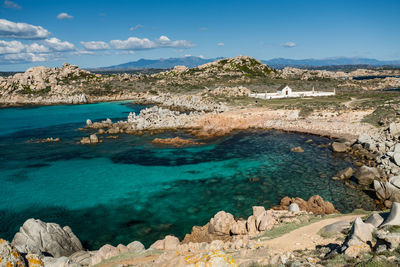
left=0, top=19, right=50, bottom=39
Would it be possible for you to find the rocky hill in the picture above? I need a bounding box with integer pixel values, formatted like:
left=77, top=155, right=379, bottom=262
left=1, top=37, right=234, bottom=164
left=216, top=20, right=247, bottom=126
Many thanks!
left=1, top=55, right=400, bottom=106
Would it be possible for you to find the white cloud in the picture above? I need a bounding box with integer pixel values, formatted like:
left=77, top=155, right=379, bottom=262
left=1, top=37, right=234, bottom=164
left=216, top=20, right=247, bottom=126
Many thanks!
left=281, top=42, right=296, bottom=48
left=57, top=12, right=73, bottom=20
left=4, top=0, right=21, bottom=9
left=0, top=40, right=25, bottom=54
left=199, top=27, right=208, bottom=31
left=110, top=37, right=155, bottom=50
left=129, top=24, right=144, bottom=31
left=0, top=52, right=52, bottom=64
left=44, top=38, right=75, bottom=51
left=71, top=50, right=95, bottom=55
left=80, top=41, right=110, bottom=50
left=110, top=35, right=194, bottom=50
left=0, top=18, right=50, bottom=39
left=217, top=42, right=224, bottom=47
left=26, top=43, right=50, bottom=53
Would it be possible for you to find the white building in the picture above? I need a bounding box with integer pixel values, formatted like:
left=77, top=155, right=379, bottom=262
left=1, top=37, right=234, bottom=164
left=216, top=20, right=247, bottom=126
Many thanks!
left=248, top=85, right=335, bottom=100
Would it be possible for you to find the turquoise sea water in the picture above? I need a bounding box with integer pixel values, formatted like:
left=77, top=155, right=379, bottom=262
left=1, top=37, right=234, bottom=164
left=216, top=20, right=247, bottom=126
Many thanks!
left=0, top=102, right=376, bottom=249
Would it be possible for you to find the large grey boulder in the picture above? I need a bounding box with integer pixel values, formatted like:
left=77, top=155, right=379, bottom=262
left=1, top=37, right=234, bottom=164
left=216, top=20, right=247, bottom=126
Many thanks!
left=12, top=219, right=83, bottom=257
left=230, top=220, right=247, bottom=235
left=354, top=166, right=380, bottom=185
left=365, top=213, right=384, bottom=228
left=349, top=217, right=375, bottom=243
left=288, top=203, right=300, bottom=212
left=257, top=213, right=275, bottom=231
left=380, top=202, right=400, bottom=227
left=339, top=217, right=375, bottom=257
left=374, top=177, right=400, bottom=202
left=126, top=241, right=145, bottom=253
left=208, top=211, right=235, bottom=235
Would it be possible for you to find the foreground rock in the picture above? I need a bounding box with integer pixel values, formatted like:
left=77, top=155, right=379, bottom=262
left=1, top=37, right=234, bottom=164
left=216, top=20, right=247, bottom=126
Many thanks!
left=11, top=218, right=83, bottom=257
left=374, top=176, right=400, bottom=203
left=338, top=202, right=400, bottom=257
left=0, top=239, right=26, bottom=267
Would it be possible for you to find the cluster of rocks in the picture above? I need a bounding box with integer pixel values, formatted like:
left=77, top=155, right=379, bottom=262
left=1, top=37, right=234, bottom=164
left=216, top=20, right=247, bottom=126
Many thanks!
left=182, top=195, right=335, bottom=246
left=279, top=67, right=347, bottom=80
left=127, top=106, right=201, bottom=131
left=141, top=93, right=227, bottom=112
left=203, top=86, right=251, bottom=97
left=82, top=107, right=203, bottom=137
left=0, top=195, right=338, bottom=267
left=331, top=123, right=400, bottom=207
left=278, top=195, right=339, bottom=215
left=279, top=66, right=400, bottom=83
left=80, top=134, right=99, bottom=144
left=0, top=63, right=92, bottom=104
left=28, top=137, right=60, bottom=143
left=337, top=202, right=400, bottom=257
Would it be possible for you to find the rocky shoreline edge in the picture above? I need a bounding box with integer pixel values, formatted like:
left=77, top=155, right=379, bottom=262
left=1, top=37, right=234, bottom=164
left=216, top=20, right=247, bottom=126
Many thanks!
left=2, top=197, right=400, bottom=266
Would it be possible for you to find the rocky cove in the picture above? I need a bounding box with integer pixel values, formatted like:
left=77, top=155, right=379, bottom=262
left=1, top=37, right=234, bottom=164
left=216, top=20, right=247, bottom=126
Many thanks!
left=2, top=58, right=400, bottom=266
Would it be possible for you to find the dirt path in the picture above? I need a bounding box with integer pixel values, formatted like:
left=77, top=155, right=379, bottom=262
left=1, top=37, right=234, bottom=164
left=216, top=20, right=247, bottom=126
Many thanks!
left=260, top=214, right=361, bottom=253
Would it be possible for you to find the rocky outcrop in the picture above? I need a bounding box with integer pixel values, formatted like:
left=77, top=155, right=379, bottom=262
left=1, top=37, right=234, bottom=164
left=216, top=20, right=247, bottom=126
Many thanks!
left=339, top=217, right=375, bottom=257
left=11, top=218, right=83, bottom=257
left=152, top=137, right=204, bottom=147
left=278, top=195, right=338, bottom=214
left=183, top=206, right=308, bottom=244
left=374, top=176, right=400, bottom=203
left=0, top=239, right=26, bottom=267
left=338, top=202, right=400, bottom=257
left=126, top=106, right=200, bottom=131
left=141, top=93, right=226, bottom=112
left=80, top=134, right=99, bottom=144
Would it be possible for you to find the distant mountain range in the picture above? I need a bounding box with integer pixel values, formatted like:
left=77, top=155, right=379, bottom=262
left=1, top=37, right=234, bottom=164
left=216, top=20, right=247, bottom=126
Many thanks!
left=95, top=56, right=400, bottom=70
left=96, top=56, right=221, bottom=70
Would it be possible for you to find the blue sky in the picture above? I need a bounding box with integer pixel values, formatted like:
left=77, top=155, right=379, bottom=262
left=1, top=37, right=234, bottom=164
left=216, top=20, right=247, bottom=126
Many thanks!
left=0, top=0, right=399, bottom=70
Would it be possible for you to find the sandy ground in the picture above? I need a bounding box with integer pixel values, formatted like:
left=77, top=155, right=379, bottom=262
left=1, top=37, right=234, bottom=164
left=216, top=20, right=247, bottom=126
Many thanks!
left=259, top=214, right=360, bottom=253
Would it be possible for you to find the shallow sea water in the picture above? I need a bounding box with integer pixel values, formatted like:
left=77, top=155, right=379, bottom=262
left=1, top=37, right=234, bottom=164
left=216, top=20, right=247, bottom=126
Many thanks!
left=0, top=101, right=376, bottom=248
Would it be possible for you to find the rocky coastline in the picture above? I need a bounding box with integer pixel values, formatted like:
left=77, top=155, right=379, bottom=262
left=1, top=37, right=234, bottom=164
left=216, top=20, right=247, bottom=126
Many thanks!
left=3, top=57, right=400, bottom=266
left=2, top=197, right=400, bottom=266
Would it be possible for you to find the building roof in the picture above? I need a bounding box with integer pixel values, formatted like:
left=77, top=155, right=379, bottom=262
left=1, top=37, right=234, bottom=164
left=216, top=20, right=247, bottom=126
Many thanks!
left=277, top=85, right=289, bottom=90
